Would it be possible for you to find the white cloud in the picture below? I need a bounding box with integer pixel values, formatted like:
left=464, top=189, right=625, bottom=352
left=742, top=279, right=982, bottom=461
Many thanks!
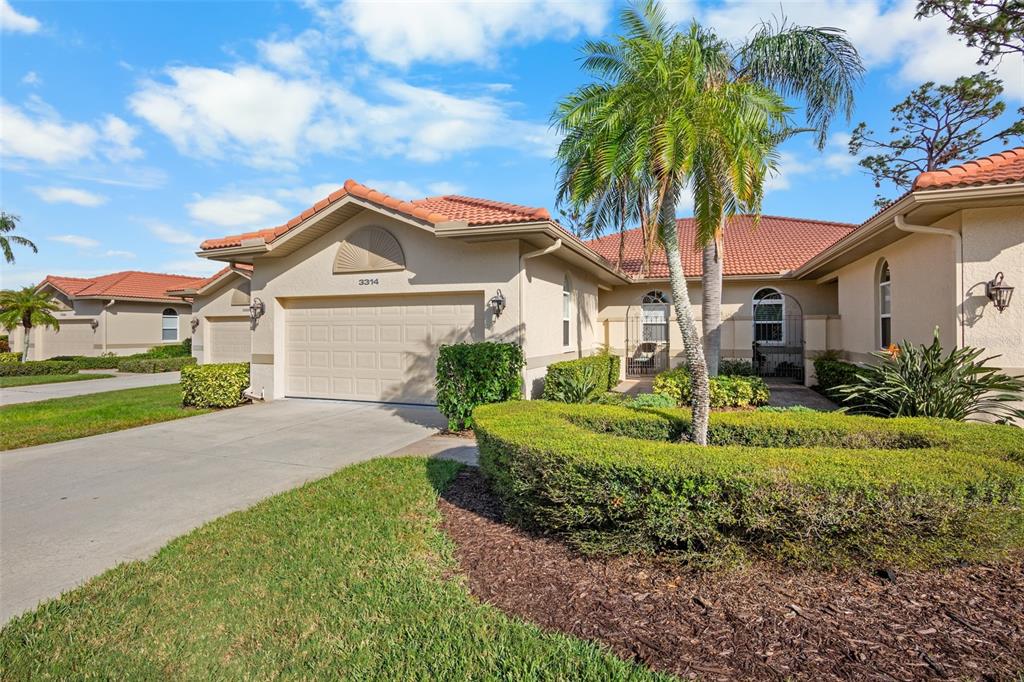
left=335, top=0, right=610, bottom=67
left=1, top=0, right=40, bottom=34
left=364, top=179, right=427, bottom=199
left=0, top=100, right=98, bottom=164
left=32, top=186, right=108, bottom=207
left=257, top=30, right=322, bottom=73
left=823, top=132, right=858, bottom=175
left=186, top=194, right=290, bottom=228
left=275, top=182, right=343, bottom=206
left=1, top=267, right=108, bottom=289
left=21, top=71, right=40, bottom=86
left=160, top=258, right=223, bottom=277
left=129, top=65, right=555, bottom=167
left=101, top=115, right=143, bottom=161
left=104, top=249, right=136, bottom=259
left=147, top=221, right=203, bottom=246
left=766, top=152, right=814, bottom=192
left=426, top=181, right=465, bottom=196
left=48, top=234, right=101, bottom=249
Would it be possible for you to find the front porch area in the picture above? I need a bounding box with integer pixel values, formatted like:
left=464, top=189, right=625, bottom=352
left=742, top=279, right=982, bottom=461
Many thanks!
left=612, top=376, right=837, bottom=411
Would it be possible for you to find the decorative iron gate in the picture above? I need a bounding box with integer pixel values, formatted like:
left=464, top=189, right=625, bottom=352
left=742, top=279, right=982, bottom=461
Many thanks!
left=626, top=293, right=671, bottom=377
left=751, top=290, right=805, bottom=382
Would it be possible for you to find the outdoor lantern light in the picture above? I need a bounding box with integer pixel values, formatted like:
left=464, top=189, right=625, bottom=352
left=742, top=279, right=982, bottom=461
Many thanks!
left=248, top=297, right=266, bottom=323
left=90, top=319, right=99, bottom=330
left=190, top=317, right=200, bottom=333
left=986, top=272, right=1014, bottom=313
left=488, top=289, right=507, bottom=318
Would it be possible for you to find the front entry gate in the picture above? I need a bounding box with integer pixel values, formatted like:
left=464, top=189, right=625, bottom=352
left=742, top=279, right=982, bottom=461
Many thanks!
left=751, top=291, right=805, bottom=382
left=626, top=297, right=670, bottom=377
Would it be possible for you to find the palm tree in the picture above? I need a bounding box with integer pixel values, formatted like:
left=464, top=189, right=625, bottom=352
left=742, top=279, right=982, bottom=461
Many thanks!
left=554, top=2, right=788, bottom=444
left=697, top=19, right=863, bottom=375
left=1, top=212, right=38, bottom=265
left=0, top=287, right=60, bottom=362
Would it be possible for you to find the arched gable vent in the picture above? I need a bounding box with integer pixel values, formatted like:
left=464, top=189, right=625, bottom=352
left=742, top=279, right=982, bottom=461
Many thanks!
left=333, top=226, right=406, bottom=274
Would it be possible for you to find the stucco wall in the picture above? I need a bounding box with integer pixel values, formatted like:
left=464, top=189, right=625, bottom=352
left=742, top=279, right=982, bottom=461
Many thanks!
left=191, top=275, right=251, bottom=364
left=961, top=206, right=1024, bottom=372
left=832, top=218, right=958, bottom=361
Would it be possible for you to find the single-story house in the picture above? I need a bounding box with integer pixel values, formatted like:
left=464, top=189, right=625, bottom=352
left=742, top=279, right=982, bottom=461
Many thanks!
left=9, top=271, right=202, bottom=359
left=187, top=147, right=1022, bottom=404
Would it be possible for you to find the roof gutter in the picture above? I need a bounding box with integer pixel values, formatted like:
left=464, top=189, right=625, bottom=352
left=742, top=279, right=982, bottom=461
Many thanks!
left=894, top=214, right=965, bottom=348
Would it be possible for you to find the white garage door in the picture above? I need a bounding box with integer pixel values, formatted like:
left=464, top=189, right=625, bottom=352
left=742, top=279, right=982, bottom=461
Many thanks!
left=39, top=320, right=96, bottom=358
left=208, top=318, right=251, bottom=363
left=285, top=293, right=482, bottom=404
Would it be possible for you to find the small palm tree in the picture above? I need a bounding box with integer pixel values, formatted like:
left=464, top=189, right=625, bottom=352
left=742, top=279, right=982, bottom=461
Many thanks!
left=0, top=212, right=38, bottom=265
left=0, top=287, right=60, bottom=362
left=554, top=2, right=788, bottom=444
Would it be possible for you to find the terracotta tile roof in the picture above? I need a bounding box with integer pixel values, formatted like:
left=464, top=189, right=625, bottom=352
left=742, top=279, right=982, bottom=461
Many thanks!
left=168, top=263, right=254, bottom=294
left=585, top=215, right=857, bottom=278
left=200, top=180, right=551, bottom=251
left=40, top=271, right=207, bottom=302
left=913, top=147, right=1024, bottom=190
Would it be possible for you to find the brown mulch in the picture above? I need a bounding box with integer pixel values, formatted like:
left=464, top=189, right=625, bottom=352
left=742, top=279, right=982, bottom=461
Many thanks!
left=438, top=468, right=1024, bottom=681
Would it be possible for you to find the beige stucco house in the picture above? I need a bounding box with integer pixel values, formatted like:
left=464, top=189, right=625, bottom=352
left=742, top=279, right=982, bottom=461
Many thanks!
left=188, top=147, right=1023, bottom=404
left=9, top=271, right=201, bottom=360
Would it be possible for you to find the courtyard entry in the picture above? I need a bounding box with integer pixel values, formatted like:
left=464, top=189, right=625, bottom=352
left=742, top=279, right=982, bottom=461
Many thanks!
left=625, top=290, right=670, bottom=377
left=751, top=288, right=804, bottom=382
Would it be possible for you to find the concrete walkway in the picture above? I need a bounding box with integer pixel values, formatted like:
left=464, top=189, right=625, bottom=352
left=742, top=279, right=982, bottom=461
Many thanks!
left=0, top=370, right=181, bottom=406
left=0, top=398, right=447, bottom=623
left=614, top=376, right=837, bottom=410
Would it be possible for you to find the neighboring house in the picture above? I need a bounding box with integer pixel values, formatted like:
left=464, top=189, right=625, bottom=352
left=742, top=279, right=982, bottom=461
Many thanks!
left=189, top=147, right=1023, bottom=404
left=8, top=271, right=202, bottom=359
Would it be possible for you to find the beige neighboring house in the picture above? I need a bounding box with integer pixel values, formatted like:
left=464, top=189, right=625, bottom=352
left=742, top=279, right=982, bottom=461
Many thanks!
left=189, top=147, right=1023, bottom=404
left=8, top=271, right=202, bottom=360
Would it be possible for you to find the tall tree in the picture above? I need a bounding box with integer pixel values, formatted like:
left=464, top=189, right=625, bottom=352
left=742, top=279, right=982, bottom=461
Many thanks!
left=554, top=1, right=788, bottom=444
left=696, top=19, right=863, bottom=375
left=849, top=72, right=1024, bottom=206
left=916, top=0, right=1024, bottom=65
left=0, top=287, right=60, bottom=362
left=0, top=212, right=37, bottom=265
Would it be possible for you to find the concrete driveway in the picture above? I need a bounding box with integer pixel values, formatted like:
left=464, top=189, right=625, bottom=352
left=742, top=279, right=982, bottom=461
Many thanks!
left=0, top=398, right=446, bottom=623
left=0, top=371, right=181, bottom=406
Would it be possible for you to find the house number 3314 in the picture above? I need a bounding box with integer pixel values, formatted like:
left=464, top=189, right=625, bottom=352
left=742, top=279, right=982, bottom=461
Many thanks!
left=357, top=278, right=380, bottom=286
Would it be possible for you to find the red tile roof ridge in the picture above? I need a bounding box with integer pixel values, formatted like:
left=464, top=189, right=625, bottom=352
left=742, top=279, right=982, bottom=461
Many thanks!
left=419, top=194, right=551, bottom=221
left=913, top=146, right=1024, bottom=190
left=708, top=213, right=858, bottom=228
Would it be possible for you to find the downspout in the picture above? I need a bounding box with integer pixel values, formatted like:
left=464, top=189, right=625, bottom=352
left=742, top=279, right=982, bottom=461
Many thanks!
left=894, top=214, right=964, bottom=348
left=102, top=299, right=115, bottom=353
left=518, top=239, right=562, bottom=395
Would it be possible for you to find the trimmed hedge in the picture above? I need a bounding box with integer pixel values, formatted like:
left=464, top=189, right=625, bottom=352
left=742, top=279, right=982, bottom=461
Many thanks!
left=435, top=342, right=525, bottom=431
left=51, top=355, right=121, bottom=370
left=718, top=359, right=754, bottom=376
left=813, top=357, right=861, bottom=400
left=653, top=367, right=770, bottom=408
left=181, top=363, right=250, bottom=408
left=542, top=354, right=621, bottom=402
left=118, top=356, right=197, bottom=374
left=0, top=351, right=22, bottom=363
left=137, top=340, right=192, bottom=359
left=0, top=360, right=78, bottom=377
left=474, top=401, right=1024, bottom=568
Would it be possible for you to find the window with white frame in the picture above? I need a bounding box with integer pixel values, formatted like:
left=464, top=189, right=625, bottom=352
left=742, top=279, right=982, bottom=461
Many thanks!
left=752, top=288, right=784, bottom=344
left=162, top=308, right=179, bottom=342
left=562, top=276, right=572, bottom=347
left=641, top=290, right=669, bottom=342
left=878, top=260, right=892, bottom=348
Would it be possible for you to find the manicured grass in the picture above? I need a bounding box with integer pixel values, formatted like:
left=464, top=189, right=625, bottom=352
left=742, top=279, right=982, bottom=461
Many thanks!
left=0, top=373, right=115, bottom=388
left=0, top=458, right=662, bottom=680
left=0, top=384, right=214, bottom=451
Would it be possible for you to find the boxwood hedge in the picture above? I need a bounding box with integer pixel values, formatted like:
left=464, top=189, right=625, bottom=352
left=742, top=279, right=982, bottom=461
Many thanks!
left=181, top=363, right=250, bottom=408
left=118, top=356, right=196, bottom=373
left=0, top=360, right=79, bottom=376
left=652, top=367, right=770, bottom=408
left=474, top=401, right=1024, bottom=568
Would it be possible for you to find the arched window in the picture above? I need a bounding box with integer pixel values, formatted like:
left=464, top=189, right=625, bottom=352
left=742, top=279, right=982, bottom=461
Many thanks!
left=562, top=276, right=572, bottom=347
left=162, top=308, right=179, bottom=342
left=753, top=288, right=783, bottom=345
left=878, top=260, right=892, bottom=348
left=641, top=290, right=669, bottom=342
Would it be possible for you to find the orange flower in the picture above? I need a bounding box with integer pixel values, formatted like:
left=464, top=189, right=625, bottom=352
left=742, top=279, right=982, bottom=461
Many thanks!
left=885, top=343, right=901, bottom=358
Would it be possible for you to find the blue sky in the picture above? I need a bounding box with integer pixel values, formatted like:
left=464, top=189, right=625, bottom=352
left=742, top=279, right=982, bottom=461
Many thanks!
left=2, top=0, right=1021, bottom=287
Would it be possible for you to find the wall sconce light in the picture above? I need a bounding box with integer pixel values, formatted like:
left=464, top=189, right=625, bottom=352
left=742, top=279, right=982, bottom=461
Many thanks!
left=190, top=317, right=200, bottom=333
left=248, top=297, right=266, bottom=324
left=986, top=272, right=1014, bottom=313
left=488, top=289, right=507, bottom=318
left=90, top=319, right=99, bottom=330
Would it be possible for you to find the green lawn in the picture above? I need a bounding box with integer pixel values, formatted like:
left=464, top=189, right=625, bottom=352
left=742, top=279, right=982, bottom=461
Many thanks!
left=0, top=373, right=115, bottom=388
left=0, top=384, right=214, bottom=451
left=0, top=458, right=662, bottom=680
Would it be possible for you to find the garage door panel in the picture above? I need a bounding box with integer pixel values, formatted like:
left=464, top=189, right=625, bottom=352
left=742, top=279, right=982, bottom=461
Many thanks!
left=285, top=293, right=480, bottom=404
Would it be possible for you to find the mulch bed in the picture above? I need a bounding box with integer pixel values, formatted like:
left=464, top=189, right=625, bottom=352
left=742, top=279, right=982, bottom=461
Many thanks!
left=438, top=468, right=1024, bottom=681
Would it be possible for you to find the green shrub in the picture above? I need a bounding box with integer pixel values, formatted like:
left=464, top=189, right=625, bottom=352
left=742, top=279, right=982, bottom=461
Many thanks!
left=474, top=401, right=1024, bottom=568
left=0, top=351, right=22, bottom=363
left=542, top=354, right=621, bottom=403
left=0, top=360, right=78, bottom=376
left=117, top=356, right=197, bottom=373
left=181, top=363, right=250, bottom=408
left=0, top=335, right=8, bottom=353
left=813, top=357, right=861, bottom=400
left=835, top=330, right=1024, bottom=422
left=50, top=354, right=121, bottom=369
left=435, top=342, right=525, bottom=431
left=138, top=340, right=192, bottom=359
left=626, top=392, right=676, bottom=409
left=718, top=359, right=754, bottom=376
left=653, top=367, right=769, bottom=408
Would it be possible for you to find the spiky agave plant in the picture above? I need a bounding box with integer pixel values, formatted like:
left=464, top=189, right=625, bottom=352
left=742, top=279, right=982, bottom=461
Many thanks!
left=834, top=328, right=1024, bottom=422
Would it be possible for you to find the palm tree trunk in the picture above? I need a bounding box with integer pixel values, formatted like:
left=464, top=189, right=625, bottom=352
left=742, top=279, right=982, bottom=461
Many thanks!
left=701, top=236, right=723, bottom=376
left=660, top=203, right=711, bottom=445
left=22, top=322, right=31, bottom=362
